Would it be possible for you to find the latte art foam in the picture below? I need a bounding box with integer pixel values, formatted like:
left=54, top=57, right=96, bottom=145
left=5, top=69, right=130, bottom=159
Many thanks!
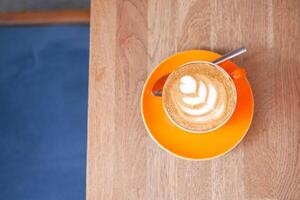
left=177, top=75, right=226, bottom=122
left=163, top=62, right=237, bottom=133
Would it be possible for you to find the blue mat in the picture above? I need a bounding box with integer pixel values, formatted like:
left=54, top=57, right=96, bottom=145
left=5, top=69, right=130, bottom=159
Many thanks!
left=0, top=25, right=89, bottom=200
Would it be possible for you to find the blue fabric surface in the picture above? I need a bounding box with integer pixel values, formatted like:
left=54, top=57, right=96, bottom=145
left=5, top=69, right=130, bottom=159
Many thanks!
left=0, top=25, right=89, bottom=200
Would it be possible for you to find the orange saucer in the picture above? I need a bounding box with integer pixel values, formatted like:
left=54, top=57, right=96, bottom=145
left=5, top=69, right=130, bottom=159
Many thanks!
left=141, top=50, right=254, bottom=160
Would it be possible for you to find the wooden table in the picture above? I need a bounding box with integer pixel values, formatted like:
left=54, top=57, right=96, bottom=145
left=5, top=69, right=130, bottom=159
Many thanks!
left=87, top=1, right=300, bottom=199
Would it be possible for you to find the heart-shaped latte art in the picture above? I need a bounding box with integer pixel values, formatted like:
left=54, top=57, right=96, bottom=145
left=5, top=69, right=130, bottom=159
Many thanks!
left=177, top=75, right=226, bottom=122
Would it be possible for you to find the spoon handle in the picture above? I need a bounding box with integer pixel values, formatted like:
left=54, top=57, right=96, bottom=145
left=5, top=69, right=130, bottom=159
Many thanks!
left=212, top=47, right=247, bottom=65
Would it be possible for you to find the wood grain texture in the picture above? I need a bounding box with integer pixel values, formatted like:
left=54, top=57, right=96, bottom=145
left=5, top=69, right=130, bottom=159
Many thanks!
left=87, top=0, right=300, bottom=199
left=0, top=10, right=89, bottom=25
left=86, top=1, right=116, bottom=199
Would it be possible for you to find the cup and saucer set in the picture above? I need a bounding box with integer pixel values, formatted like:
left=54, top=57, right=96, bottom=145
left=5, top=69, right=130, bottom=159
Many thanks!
left=141, top=49, right=254, bottom=160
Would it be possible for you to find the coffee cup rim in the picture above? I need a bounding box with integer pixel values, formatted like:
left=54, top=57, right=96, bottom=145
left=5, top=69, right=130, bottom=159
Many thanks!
left=162, top=60, right=238, bottom=134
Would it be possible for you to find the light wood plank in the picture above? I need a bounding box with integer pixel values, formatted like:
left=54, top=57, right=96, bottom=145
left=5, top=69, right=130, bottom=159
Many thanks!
left=273, top=0, right=300, bottom=199
left=112, top=0, right=148, bottom=198
left=86, top=1, right=116, bottom=199
left=147, top=1, right=179, bottom=199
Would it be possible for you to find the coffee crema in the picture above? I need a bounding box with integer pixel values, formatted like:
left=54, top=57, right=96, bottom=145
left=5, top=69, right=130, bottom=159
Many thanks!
left=162, top=62, right=237, bottom=133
